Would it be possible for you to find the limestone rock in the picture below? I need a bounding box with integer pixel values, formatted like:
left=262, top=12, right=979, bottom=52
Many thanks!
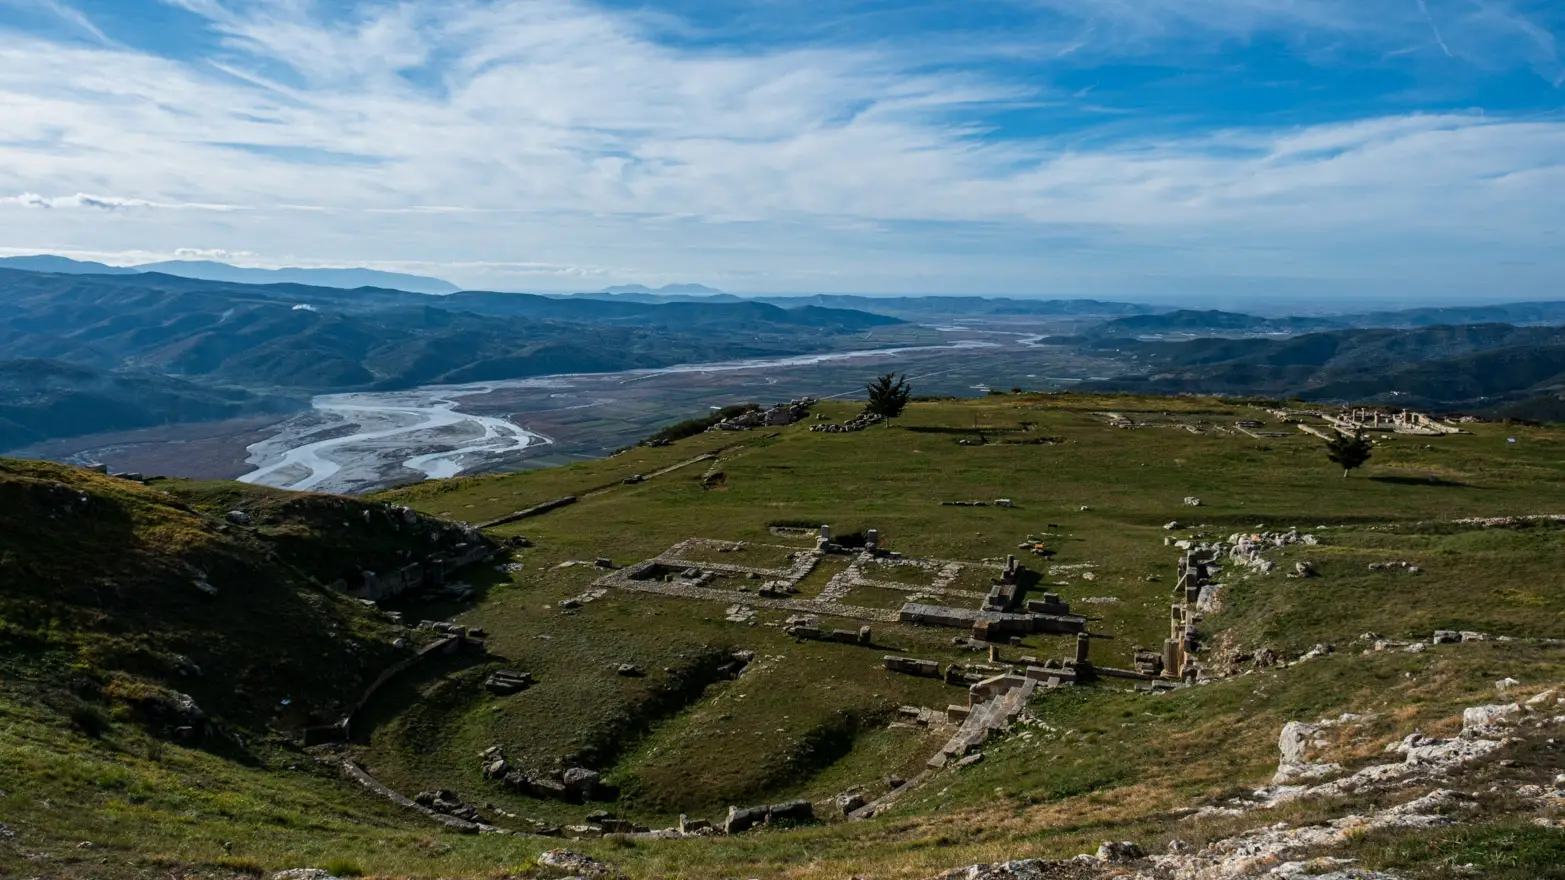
left=1094, top=840, right=1144, bottom=862
left=563, top=767, right=601, bottom=800
left=1462, top=703, right=1521, bottom=736
left=723, top=804, right=770, bottom=835
left=225, top=510, right=251, bottom=525
left=538, top=849, right=613, bottom=875
left=1278, top=721, right=1318, bottom=764
left=930, top=860, right=1052, bottom=880
left=835, top=792, right=866, bottom=815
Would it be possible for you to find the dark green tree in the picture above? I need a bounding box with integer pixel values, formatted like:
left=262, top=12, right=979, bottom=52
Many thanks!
left=1325, top=429, right=1373, bottom=477
left=865, top=372, right=912, bottom=419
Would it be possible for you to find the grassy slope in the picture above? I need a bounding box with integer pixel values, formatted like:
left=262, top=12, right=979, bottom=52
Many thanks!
left=3, top=393, right=1564, bottom=878
left=0, top=460, right=418, bottom=732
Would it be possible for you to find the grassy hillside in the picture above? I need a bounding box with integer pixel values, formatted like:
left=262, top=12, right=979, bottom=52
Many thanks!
left=1074, top=324, right=1565, bottom=414
left=3, top=393, right=1564, bottom=878
left=0, top=460, right=444, bottom=735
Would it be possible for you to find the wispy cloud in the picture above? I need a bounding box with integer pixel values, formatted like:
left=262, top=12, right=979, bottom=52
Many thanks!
left=0, top=0, right=1558, bottom=296
left=1415, top=0, right=1455, bottom=58
left=0, top=192, right=239, bottom=210
left=0, top=0, right=112, bottom=43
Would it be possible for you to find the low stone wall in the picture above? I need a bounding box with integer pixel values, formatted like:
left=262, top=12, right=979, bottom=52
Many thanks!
left=609, top=577, right=901, bottom=622
left=477, top=495, right=578, bottom=529
left=341, top=540, right=496, bottom=602
left=341, top=760, right=488, bottom=834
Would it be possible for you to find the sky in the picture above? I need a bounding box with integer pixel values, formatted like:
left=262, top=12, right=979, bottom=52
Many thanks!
left=0, top=0, right=1562, bottom=302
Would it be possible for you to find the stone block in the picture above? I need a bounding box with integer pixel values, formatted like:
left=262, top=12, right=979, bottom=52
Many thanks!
left=883, top=655, right=941, bottom=677
left=724, top=804, right=770, bottom=835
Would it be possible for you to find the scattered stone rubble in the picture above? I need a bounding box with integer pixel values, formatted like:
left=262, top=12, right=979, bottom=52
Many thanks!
left=536, top=850, right=616, bottom=877
left=715, top=398, right=815, bottom=430
left=811, top=411, right=885, bottom=433
left=559, top=588, right=608, bottom=609
left=480, top=747, right=617, bottom=804
left=1366, top=561, right=1420, bottom=573
left=930, top=685, right=1565, bottom=879
left=413, top=788, right=484, bottom=823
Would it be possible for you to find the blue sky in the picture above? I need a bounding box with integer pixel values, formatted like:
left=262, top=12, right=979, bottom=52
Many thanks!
left=0, top=0, right=1561, bottom=302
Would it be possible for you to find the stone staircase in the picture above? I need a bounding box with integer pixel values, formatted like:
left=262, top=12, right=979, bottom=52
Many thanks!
left=927, top=674, right=1042, bottom=768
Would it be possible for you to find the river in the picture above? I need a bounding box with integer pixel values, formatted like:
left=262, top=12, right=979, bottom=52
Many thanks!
left=235, top=337, right=1011, bottom=494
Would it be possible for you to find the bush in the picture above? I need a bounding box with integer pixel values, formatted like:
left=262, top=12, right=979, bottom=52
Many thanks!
left=643, top=404, right=758, bottom=445
left=214, top=855, right=265, bottom=876
left=69, top=701, right=112, bottom=738
left=322, top=859, right=365, bottom=877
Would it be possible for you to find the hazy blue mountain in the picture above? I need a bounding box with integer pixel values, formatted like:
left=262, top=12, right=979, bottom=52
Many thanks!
left=132, top=260, right=461, bottom=294
left=1085, top=309, right=1345, bottom=337
left=1344, top=301, right=1565, bottom=328
left=599, top=282, right=724, bottom=295
left=0, top=254, right=460, bottom=295
left=1075, top=323, right=1565, bottom=414
left=0, top=255, right=141, bottom=275
left=0, top=358, right=294, bottom=450
left=570, top=291, right=748, bottom=304
left=0, top=268, right=907, bottom=444
left=753, top=295, right=1160, bottom=318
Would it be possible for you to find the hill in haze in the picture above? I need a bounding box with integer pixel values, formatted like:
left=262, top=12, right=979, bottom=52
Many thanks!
left=599, top=282, right=725, bottom=295
left=0, top=268, right=917, bottom=448
left=1069, top=323, right=1565, bottom=415
left=0, top=254, right=461, bottom=295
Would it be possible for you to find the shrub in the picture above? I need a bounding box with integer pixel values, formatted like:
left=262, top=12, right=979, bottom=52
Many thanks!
left=69, top=701, right=112, bottom=738
left=643, top=404, right=758, bottom=445
left=322, top=858, right=365, bottom=877
left=214, top=855, right=265, bottom=876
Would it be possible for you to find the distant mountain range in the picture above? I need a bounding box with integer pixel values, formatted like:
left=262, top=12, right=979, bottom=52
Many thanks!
left=0, top=359, right=293, bottom=451
left=1070, top=323, right=1565, bottom=417
left=0, top=268, right=908, bottom=448
left=0, top=254, right=461, bottom=295
left=1084, top=309, right=1344, bottom=337
left=1081, top=304, right=1565, bottom=339
left=599, top=283, right=725, bottom=295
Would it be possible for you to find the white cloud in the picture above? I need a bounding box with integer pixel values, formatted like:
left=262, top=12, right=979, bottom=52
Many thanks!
left=172, top=247, right=256, bottom=260
left=0, top=192, right=160, bottom=209
left=0, top=191, right=239, bottom=210
left=0, top=0, right=1557, bottom=296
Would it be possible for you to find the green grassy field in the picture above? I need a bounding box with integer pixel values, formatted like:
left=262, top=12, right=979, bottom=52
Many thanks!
left=3, top=392, right=1564, bottom=879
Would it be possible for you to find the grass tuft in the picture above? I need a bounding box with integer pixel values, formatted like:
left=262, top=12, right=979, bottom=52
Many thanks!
left=322, top=857, right=366, bottom=877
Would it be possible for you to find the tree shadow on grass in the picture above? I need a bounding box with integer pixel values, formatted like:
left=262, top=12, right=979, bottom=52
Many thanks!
left=1369, top=475, right=1478, bottom=488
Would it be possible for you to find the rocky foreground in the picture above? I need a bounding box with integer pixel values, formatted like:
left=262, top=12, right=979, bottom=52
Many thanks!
left=262, top=683, right=1564, bottom=880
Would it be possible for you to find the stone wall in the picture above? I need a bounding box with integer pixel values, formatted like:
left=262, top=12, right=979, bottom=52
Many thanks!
left=340, top=539, right=495, bottom=602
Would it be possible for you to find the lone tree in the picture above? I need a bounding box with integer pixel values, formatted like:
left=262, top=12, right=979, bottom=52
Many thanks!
left=1325, top=429, right=1373, bottom=477
left=865, top=372, right=912, bottom=419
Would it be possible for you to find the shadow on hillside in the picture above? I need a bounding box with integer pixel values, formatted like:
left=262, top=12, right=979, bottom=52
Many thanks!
left=1370, top=475, right=1476, bottom=488
left=347, top=650, right=492, bottom=745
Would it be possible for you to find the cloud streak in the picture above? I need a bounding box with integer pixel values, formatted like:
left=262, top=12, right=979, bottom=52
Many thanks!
left=0, top=192, right=238, bottom=210
left=0, top=0, right=1558, bottom=296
